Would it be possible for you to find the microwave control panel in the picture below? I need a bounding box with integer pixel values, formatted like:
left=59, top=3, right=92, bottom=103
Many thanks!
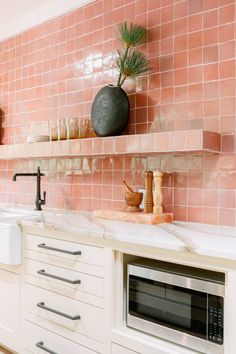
left=208, top=294, right=224, bottom=345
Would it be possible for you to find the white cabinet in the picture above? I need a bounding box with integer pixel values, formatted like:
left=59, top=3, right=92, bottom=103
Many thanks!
left=23, top=233, right=105, bottom=353
left=0, top=268, right=20, bottom=352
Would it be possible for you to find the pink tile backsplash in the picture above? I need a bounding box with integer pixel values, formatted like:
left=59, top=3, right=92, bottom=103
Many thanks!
left=0, top=0, right=236, bottom=226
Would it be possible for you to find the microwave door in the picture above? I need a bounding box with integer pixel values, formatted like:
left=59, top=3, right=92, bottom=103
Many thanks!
left=129, top=287, right=192, bottom=329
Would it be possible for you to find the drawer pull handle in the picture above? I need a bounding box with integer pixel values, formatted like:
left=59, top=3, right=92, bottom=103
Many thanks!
left=37, top=243, right=81, bottom=255
left=37, top=269, right=81, bottom=284
left=37, top=302, right=81, bottom=320
left=36, top=341, right=58, bottom=354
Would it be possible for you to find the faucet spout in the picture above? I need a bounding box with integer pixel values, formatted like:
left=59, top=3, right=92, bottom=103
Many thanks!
left=13, top=172, right=37, bottom=181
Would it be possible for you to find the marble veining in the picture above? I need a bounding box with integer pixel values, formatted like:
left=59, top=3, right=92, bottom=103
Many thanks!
left=0, top=204, right=235, bottom=261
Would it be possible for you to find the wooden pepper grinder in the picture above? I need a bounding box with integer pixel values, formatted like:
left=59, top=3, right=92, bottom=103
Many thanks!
left=144, top=170, right=153, bottom=213
left=153, top=170, right=163, bottom=214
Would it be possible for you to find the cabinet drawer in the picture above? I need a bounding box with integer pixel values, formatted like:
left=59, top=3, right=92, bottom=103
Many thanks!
left=24, top=283, right=105, bottom=343
left=26, top=249, right=103, bottom=278
left=26, top=234, right=104, bottom=268
left=25, top=259, right=104, bottom=299
left=23, top=320, right=99, bottom=354
left=112, top=343, right=139, bottom=354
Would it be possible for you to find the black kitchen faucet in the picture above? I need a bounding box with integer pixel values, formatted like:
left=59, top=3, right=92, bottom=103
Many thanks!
left=13, top=166, right=46, bottom=211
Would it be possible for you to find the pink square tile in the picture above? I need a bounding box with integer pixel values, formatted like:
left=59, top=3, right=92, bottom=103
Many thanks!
left=103, top=137, right=114, bottom=154
left=173, top=206, right=188, bottom=222
left=188, top=189, right=203, bottom=206
left=174, top=188, right=187, bottom=205
left=186, top=130, right=202, bottom=150
left=203, top=131, right=221, bottom=152
left=219, top=23, right=234, bottom=43
left=92, top=138, right=103, bottom=155
left=203, top=171, right=220, bottom=189
left=187, top=171, right=203, bottom=188
left=52, top=141, right=62, bottom=156
left=203, top=155, right=219, bottom=171
left=61, top=140, right=71, bottom=156
left=202, top=207, right=218, bottom=225
left=81, top=139, right=92, bottom=155
left=219, top=60, right=235, bottom=79
left=219, top=208, right=235, bottom=227
left=220, top=190, right=235, bottom=208
left=126, top=135, right=140, bottom=153
left=221, top=135, right=235, bottom=153
left=219, top=4, right=234, bottom=24
left=170, top=131, right=186, bottom=151
left=173, top=156, right=188, bottom=171
left=115, top=137, right=126, bottom=154
left=220, top=171, right=236, bottom=189
left=203, top=189, right=219, bottom=207
left=220, top=117, right=235, bottom=134
left=174, top=172, right=188, bottom=188
left=219, top=155, right=236, bottom=171
left=71, top=140, right=81, bottom=155
left=140, top=134, right=154, bottom=152
left=188, top=206, right=203, bottom=223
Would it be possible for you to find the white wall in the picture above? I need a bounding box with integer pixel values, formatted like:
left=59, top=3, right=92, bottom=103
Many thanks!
left=0, top=0, right=95, bottom=42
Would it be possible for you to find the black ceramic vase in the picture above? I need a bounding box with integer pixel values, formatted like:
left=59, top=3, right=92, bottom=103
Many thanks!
left=91, top=84, right=130, bottom=137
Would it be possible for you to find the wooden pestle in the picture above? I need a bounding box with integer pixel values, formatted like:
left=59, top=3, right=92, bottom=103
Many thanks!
left=153, top=170, right=163, bottom=214
left=144, top=170, right=153, bottom=213
left=123, top=180, right=134, bottom=193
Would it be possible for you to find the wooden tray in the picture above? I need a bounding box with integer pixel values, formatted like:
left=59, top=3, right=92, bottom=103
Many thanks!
left=94, top=209, right=173, bottom=225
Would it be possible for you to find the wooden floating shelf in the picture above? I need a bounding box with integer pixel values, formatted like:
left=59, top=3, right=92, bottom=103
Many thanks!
left=0, top=130, right=221, bottom=160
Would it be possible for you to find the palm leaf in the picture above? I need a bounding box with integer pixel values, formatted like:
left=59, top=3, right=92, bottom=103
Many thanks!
left=118, top=21, right=148, bottom=48
left=114, top=49, right=151, bottom=83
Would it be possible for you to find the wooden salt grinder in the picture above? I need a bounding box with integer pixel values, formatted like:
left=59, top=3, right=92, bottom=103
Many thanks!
left=153, top=170, right=163, bottom=214
left=144, top=170, right=153, bottom=213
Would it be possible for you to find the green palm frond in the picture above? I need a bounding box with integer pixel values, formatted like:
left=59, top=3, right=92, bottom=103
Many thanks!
left=118, top=21, right=148, bottom=48
left=115, top=49, right=151, bottom=86
left=114, top=21, right=151, bottom=87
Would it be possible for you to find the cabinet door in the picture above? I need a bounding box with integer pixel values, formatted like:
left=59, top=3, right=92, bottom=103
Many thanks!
left=0, top=269, right=20, bottom=352
left=112, top=343, right=139, bottom=354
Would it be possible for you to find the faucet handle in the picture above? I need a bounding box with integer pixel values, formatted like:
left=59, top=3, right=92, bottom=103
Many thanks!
left=42, top=191, right=46, bottom=205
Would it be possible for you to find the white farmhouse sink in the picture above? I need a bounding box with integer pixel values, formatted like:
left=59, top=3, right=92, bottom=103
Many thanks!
left=0, top=208, right=43, bottom=265
left=0, top=217, right=22, bottom=265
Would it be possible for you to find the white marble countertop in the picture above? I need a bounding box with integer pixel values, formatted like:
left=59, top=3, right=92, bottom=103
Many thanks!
left=0, top=204, right=235, bottom=261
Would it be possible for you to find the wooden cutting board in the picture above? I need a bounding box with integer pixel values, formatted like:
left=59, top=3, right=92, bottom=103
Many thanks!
left=94, top=209, right=173, bottom=225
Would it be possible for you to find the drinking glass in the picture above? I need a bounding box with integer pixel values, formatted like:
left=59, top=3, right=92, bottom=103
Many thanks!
left=58, top=119, right=67, bottom=140
left=66, top=117, right=78, bottom=139
left=49, top=120, right=59, bottom=141
left=78, top=118, right=89, bottom=139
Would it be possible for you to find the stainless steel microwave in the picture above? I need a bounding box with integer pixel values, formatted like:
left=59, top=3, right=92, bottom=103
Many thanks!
left=127, top=259, right=225, bottom=354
